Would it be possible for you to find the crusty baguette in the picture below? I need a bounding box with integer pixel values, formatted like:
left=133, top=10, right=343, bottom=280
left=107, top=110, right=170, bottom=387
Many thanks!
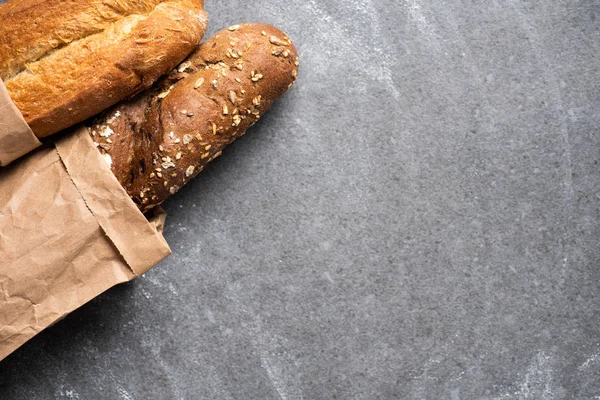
left=0, top=0, right=208, bottom=138
left=87, top=23, right=299, bottom=211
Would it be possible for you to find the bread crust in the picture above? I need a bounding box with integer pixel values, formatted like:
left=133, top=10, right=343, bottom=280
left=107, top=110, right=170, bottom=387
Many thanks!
left=88, top=23, right=299, bottom=211
left=1, top=0, right=207, bottom=138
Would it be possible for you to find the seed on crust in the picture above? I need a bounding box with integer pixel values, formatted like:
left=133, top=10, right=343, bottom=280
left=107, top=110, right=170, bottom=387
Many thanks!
left=194, top=78, right=205, bottom=88
left=228, top=90, right=237, bottom=104
left=269, top=36, right=289, bottom=47
left=178, top=61, right=192, bottom=72
left=251, top=71, right=263, bottom=82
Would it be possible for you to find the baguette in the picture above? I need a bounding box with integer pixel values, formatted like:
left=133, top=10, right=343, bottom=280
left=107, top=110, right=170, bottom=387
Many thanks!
left=0, top=0, right=208, bottom=138
left=87, top=23, right=299, bottom=211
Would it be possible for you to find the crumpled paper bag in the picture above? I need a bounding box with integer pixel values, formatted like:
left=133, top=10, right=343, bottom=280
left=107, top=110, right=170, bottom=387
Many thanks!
left=0, top=83, right=171, bottom=361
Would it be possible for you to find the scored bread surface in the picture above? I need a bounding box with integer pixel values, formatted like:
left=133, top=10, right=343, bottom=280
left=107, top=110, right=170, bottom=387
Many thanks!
left=88, top=23, right=299, bottom=211
left=0, top=0, right=207, bottom=137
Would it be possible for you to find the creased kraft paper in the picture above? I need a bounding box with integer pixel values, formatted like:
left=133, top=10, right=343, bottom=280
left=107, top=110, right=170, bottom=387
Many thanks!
left=0, top=79, right=42, bottom=166
left=0, top=127, right=172, bottom=361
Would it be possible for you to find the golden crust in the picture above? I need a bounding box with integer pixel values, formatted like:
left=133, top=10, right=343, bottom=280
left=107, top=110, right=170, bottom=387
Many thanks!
left=1, top=0, right=207, bottom=138
left=88, top=23, right=300, bottom=211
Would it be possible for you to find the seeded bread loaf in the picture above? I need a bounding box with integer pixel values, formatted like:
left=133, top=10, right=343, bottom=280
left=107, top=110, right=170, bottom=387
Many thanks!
left=87, top=23, right=299, bottom=211
left=0, top=0, right=208, bottom=138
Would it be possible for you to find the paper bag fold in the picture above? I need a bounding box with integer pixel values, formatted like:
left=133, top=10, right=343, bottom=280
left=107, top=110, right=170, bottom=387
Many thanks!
left=0, top=79, right=42, bottom=166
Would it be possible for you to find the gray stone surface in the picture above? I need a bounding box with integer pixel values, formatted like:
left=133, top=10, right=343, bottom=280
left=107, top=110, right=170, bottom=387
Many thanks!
left=1, top=0, right=600, bottom=399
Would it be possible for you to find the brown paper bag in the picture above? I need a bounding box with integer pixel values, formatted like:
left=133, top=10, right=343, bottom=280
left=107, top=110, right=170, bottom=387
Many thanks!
left=0, top=79, right=42, bottom=166
left=0, top=89, right=171, bottom=360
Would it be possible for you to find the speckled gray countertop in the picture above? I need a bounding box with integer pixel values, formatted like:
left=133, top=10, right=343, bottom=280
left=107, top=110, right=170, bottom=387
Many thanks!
left=1, top=1, right=599, bottom=399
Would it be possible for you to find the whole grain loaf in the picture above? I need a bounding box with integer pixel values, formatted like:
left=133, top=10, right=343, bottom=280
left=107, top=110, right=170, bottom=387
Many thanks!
left=88, top=23, right=299, bottom=211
